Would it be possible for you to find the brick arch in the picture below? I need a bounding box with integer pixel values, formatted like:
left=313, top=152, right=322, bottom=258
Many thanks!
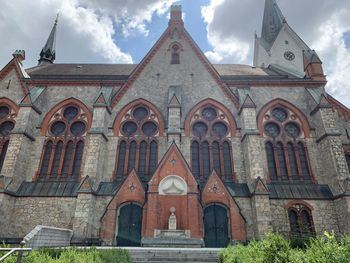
left=113, top=98, right=165, bottom=136
left=184, top=98, right=237, bottom=136
left=167, top=41, right=184, bottom=51
left=0, top=97, right=19, bottom=115
left=40, top=98, right=92, bottom=135
left=257, top=99, right=311, bottom=138
left=284, top=200, right=314, bottom=211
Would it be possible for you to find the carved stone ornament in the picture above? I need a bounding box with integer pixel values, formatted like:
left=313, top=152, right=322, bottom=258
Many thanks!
left=159, top=175, right=187, bottom=195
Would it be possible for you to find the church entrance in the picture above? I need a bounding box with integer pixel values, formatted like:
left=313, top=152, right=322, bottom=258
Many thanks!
left=116, top=203, right=142, bottom=246
left=204, top=204, right=230, bottom=247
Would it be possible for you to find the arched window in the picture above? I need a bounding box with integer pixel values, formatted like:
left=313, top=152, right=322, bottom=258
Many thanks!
left=189, top=104, right=234, bottom=180
left=346, top=154, right=350, bottom=173
left=115, top=104, right=161, bottom=181
left=38, top=103, right=89, bottom=180
left=262, top=105, right=313, bottom=182
left=288, top=204, right=315, bottom=241
left=171, top=44, right=180, bottom=64
left=0, top=103, right=17, bottom=172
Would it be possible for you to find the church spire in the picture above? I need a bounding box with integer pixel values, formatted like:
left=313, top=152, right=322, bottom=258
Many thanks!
left=261, top=0, right=285, bottom=48
left=38, top=14, right=58, bottom=65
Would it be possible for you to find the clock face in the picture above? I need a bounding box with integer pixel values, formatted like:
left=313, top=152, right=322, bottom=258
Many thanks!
left=284, top=51, right=295, bottom=61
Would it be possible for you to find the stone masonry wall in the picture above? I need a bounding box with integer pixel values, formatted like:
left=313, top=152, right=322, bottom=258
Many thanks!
left=7, top=197, right=76, bottom=238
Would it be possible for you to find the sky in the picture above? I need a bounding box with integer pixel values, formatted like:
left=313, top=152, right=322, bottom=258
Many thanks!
left=0, top=0, right=349, bottom=107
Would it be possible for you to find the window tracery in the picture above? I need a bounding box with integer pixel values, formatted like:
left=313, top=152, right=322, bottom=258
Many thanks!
left=262, top=105, right=313, bottom=182
left=189, top=104, right=234, bottom=180
left=288, top=204, right=315, bottom=241
left=0, top=103, right=16, bottom=172
left=38, top=103, right=89, bottom=180
left=115, top=104, right=160, bottom=181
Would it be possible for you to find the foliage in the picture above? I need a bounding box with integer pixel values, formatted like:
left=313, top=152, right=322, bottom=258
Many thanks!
left=219, top=232, right=350, bottom=263
left=1, top=247, right=130, bottom=263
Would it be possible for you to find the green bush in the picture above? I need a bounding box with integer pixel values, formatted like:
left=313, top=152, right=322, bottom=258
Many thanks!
left=1, top=247, right=130, bottom=263
left=219, top=232, right=350, bottom=263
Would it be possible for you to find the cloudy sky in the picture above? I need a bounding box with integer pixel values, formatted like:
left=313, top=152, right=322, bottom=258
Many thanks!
left=0, top=0, right=349, bottom=107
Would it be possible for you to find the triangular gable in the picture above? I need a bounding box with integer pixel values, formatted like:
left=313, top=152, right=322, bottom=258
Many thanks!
left=111, top=8, right=239, bottom=109
left=327, top=94, right=350, bottom=121
left=252, top=176, right=269, bottom=195
left=148, top=142, right=198, bottom=193
left=318, top=94, right=332, bottom=108
left=169, top=94, right=181, bottom=107
left=0, top=57, right=29, bottom=95
left=77, top=175, right=95, bottom=193
left=241, top=94, right=256, bottom=109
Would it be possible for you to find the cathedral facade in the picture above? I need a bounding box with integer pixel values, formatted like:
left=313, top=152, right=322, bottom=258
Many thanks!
left=0, top=1, right=350, bottom=247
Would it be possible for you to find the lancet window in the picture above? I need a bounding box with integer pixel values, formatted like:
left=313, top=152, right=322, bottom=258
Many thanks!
left=0, top=103, right=17, bottom=172
left=38, top=103, right=90, bottom=180
left=171, top=44, right=180, bottom=64
left=115, top=104, right=161, bottom=181
left=288, top=204, right=315, bottom=241
left=262, top=105, right=313, bottom=182
left=189, top=104, right=234, bottom=180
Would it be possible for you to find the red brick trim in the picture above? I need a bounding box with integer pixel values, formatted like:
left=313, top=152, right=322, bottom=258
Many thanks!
left=113, top=98, right=165, bottom=136
left=284, top=200, right=314, bottom=211
left=184, top=98, right=237, bottom=137
left=257, top=99, right=311, bottom=138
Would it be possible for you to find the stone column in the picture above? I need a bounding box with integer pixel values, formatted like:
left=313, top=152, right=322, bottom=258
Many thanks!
left=2, top=106, right=38, bottom=190
left=312, top=95, right=349, bottom=192
left=239, top=95, right=272, bottom=238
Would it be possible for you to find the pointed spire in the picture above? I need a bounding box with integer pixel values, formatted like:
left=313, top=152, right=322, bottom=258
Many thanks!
left=261, top=0, right=285, bottom=48
left=38, top=13, right=59, bottom=65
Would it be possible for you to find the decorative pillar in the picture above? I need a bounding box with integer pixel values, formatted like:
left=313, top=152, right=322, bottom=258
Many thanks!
left=167, top=92, right=182, bottom=146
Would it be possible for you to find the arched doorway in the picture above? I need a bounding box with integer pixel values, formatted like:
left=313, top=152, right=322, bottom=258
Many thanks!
left=116, top=203, right=142, bottom=246
left=204, top=204, right=230, bottom=247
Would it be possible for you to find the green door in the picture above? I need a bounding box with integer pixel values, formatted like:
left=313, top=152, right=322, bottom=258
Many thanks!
left=204, top=204, right=230, bottom=247
left=116, top=204, right=142, bottom=246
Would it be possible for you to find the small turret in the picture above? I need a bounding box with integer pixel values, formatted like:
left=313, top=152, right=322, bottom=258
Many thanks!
left=38, top=14, right=58, bottom=65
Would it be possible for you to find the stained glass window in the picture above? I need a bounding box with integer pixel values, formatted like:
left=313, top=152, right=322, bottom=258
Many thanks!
left=298, top=143, right=310, bottom=179
left=191, top=141, right=200, bottom=177
left=116, top=141, right=126, bottom=177
left=285, top=122, right=301, bottom=138
left=72, top=141, right=84, bottom=178
left=202, top=107, right=217, bottom=121
left=287, top=143, right=298, bottom=180
left=51, top=141, right=63, bottom=178
left=0, top=121, right=14, bottom=136
left=0, top=106, right=9, bottom=118
left=266, top=142, right=277, bottom=180
left=277, top=143, right=288, bottom=180
left=288, top=206, right=315, bottom=241
left=142, top=122, right=158, bottom=137
left=63, top=106, right=78, bottom=121
left=127, top=141, right=137, bottom=173
left=223, top=142, right=233, bottom=177
left=138, top=141, right=147, bottom=179
left=192, top=122, right=208, bottom=137
left=201, top=141, right=210, bottom=178
left=272, top=107, right=287, bottom=122
left=212, top=141, right=221, bottom=175
left=264, top=122, right=280, bottom=138
left=0, top=140, right=9, bottom=172
left=149, top=141, right=157, bottom=176
left=51, top=121, right=66, bottom=136
left=171, top=52, right=180, bottom=64
left=212, top=122, right=228, bottom=137
left=70, top=121, right=86, bottom=136
left=61, top=141, right=74, bottom=177
left=122, top=121, right=137, bottom=136
left=39, top=141, right=53, bottom=178
left=345, top=154, right=350, bottom=172
left=133, top=107, right=148, bottom=121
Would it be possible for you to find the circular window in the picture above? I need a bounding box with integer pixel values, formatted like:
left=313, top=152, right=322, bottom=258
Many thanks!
left=284, top=51, right=295, bottom=61
left=192, top=122, right=208, bottom=137
left=142, top=122, right=158, bottom=136
left=50, top=121, right=66, bottom=136
left=133, top=107, right=148, bottom=121
left=284, top=122, right=301, bottom=138
left=122, top=121, right=137, bottom=136
left=0, top=121, right=14, bottom=136
left=212, top=122, right=228, bottom=137
left=0, top=106, right=10, bottom=119
left=264, top=122, right=280, bottom=138
left=70, top=121, right=86, bottom=136
left=63, top=106, right=78, bottom=121
left=272, top=107, right=287, bottom=122
left=202, top=107, right=217, bottom=121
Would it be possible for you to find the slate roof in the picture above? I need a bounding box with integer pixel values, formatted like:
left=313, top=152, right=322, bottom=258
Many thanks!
left=16, top=181, right=80, bottom=197
left=267, top=182, right=333, bottom=199
left=25, top=63, right=303, bottom=81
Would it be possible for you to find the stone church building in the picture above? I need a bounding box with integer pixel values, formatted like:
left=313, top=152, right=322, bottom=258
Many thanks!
left=0, top=1, right=350, bottom=247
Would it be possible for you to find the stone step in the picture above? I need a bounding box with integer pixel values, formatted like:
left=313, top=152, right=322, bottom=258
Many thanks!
left=124, top=247, right=220, bottom=263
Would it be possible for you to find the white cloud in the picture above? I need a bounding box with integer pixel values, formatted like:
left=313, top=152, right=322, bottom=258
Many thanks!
left=0, top=0, right=178, bottom=68
left=201, top=0, right=350, bottom=107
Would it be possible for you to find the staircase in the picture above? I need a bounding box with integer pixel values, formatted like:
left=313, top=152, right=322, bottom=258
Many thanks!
left=125, top=247, right=220, bottom=263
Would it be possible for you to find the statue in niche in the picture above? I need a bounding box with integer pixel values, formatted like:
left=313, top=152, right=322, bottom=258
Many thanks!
left=168, top=207, right=177, bottom=230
